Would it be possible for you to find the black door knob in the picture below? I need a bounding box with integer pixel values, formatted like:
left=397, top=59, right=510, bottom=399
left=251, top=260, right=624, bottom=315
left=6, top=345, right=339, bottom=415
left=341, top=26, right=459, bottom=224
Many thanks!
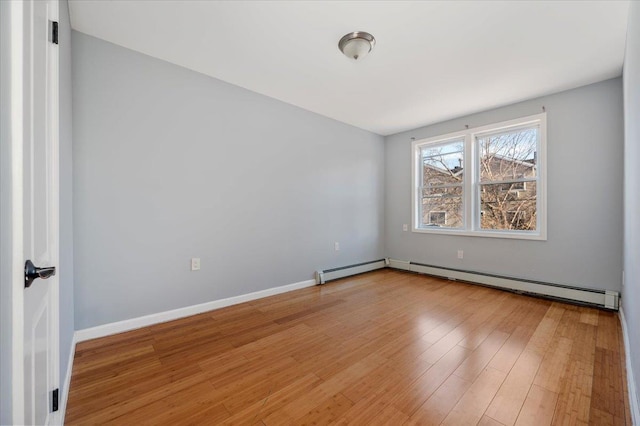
left=24, top=259, right=56, bottom=288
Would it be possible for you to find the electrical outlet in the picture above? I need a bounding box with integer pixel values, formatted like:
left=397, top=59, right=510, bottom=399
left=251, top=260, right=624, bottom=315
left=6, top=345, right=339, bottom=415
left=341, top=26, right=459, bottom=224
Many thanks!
left=457, top=250, right=464, bottom=259
left=403, top=224, right=408, bottom=231
left=334, top=242, right=340, bottom=251
left=191, top=258, right=201, bottom=271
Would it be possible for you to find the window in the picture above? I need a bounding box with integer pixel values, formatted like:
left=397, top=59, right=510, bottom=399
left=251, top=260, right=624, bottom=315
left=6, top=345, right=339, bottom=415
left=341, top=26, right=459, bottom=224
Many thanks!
left=428, top=211, right=447, bottom=226
left=412, top=114, right=546, bottom=240
left=418, top=139, right=464, bottom=229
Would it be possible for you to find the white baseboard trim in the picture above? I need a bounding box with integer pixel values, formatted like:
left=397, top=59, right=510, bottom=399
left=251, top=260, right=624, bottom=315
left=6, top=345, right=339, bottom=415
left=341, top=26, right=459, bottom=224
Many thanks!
left=620, top=307, right=640, bottom=425
left=387, top=259, right=619, bottom=310
left=59, top=333, right=77, bottom=425
left=74, top=278, right=316, bottom=343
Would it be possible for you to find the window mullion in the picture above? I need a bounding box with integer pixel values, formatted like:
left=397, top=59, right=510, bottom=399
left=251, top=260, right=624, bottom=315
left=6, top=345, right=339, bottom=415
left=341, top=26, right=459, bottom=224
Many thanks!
left=412, top=143, right=419, bottom=230
left=465, top=133, right=474, bottom=231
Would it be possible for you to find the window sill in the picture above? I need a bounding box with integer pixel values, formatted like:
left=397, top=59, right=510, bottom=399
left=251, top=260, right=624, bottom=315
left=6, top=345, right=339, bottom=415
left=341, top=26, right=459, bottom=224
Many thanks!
left=411, top=227, right=547, bottom=241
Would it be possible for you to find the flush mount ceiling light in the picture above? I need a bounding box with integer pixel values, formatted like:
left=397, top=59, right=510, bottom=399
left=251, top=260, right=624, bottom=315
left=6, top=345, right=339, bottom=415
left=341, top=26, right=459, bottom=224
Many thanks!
left=338, top=31, right=376, bottom=61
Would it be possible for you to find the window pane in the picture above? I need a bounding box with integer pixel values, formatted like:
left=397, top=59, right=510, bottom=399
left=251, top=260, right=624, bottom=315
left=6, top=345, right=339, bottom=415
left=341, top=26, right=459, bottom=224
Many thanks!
left=478, top=127, right=537, bottom=182
left=429, top=211, right=446, bottom=225
left=419, top=139, right=464, bottom=229
left=420, top=195, right=463, bottom=228
left=421, top=141, right=464, bottom=186
left=480, top=182, right=537, bottom=231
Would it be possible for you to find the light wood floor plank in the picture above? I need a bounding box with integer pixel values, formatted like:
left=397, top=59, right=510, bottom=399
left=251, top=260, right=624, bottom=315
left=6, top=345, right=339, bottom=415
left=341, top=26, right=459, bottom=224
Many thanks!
left=442, top=367, right=506, bottom=425
left=65, top=270, right=630, bottom=425
left=515, top=384, right=559, bottom=426
left=405, top=373, right=471, bottom=425
left=453, top=329, right=510, bottom=382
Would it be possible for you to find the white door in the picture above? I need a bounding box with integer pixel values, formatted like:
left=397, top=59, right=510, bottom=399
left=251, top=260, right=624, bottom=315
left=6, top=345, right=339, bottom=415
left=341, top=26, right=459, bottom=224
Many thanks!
left=22, top=0, right=60, bottom=424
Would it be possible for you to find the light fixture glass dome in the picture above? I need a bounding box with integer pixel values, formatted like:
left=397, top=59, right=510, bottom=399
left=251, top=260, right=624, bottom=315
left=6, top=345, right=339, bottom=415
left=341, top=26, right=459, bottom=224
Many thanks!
left=338, top=31, right=376, bottom=61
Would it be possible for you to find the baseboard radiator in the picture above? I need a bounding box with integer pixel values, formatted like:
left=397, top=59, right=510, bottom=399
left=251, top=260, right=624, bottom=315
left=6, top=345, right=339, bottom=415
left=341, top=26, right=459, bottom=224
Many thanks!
left=315, top=258, right=619, bottom=310
left=387, top=259, right=619, bottom=310
left=315, top=259, right=387, bottom=284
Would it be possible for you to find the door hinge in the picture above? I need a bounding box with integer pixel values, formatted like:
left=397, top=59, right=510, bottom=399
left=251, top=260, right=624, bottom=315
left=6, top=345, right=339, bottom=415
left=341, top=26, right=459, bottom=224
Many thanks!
left=51, top=21, right=59, bottom=45
left=52, top=388, right=59, bottom=412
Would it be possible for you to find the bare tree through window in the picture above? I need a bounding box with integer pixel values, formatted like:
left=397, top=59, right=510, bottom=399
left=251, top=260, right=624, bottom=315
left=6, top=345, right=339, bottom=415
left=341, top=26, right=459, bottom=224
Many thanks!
left=478, top=127, right=538, bottom=231
left=420, top=140, right=464, bottom=228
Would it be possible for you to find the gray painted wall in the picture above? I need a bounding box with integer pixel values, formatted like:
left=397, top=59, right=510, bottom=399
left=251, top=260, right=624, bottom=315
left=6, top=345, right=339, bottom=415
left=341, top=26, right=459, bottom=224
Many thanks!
left=385, top=78, right=624, bottom=292
left=59, top=0, right=75, bottom=399
left=623, top=1, right=640, bottom=413
left=72, top=32, right=385, bottom=329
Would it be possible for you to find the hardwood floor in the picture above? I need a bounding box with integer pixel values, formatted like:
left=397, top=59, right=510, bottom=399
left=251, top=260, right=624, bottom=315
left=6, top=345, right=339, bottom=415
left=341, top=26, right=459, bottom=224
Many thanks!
left=65, top=270, right=632, bottom=425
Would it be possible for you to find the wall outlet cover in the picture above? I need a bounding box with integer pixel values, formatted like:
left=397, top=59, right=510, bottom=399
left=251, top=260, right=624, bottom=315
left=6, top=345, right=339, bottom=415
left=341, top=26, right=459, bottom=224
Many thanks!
left=191, top=258, right=201, bottom=271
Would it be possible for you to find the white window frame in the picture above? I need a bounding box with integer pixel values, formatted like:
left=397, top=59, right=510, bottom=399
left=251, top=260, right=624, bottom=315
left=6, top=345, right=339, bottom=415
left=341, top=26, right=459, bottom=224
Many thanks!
left=411, top=113, right=547, bottom=240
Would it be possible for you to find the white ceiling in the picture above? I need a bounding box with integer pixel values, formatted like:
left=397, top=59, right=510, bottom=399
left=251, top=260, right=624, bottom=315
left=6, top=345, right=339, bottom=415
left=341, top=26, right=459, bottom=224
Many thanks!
left=68, top=1, right=629, bottom=136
